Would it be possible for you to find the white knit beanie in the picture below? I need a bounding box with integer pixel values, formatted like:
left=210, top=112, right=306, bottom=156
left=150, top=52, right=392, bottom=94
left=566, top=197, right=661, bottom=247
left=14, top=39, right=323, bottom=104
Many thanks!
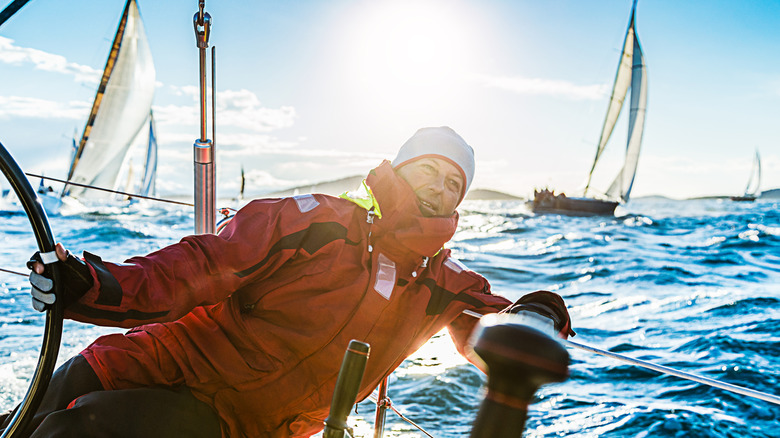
left=392, top=126, right=475, bottom=202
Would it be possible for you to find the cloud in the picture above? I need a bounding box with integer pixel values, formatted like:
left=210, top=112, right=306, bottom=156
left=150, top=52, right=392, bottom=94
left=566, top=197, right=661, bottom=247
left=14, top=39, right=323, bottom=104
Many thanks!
left=215, top=133, right=299, bottom=152
left=0, top=39, right=294, bottom=132
left=477, top=74, right=607, bottom=100
left=149, top=124, right=300, bottom=153
left=242, top=169, right=298, bottom=189
left=217, top=89, right=297, bottom=132
left=151, top=103, right=199, bottom=127
left=0, top=96, right=89, bottom=119
left=158, top=87, right=296, bottom=133
left=0, top=36, right=100, bottom=84
left=169, top=85, right=198, bottom=97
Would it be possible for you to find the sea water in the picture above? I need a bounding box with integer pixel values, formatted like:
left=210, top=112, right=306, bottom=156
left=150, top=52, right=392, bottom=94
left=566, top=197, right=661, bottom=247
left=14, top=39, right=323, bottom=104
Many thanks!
left=1, top=197, right=778, bottom=437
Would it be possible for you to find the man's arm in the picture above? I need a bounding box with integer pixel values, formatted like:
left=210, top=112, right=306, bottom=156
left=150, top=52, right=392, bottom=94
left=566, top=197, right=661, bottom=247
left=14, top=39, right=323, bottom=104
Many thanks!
left=33, top=197, right=329, bottom=328
left=445, top=285, right=574, bottom=372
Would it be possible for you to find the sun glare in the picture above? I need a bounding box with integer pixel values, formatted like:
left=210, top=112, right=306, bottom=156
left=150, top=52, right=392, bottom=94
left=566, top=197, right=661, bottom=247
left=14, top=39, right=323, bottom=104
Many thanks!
left=339, top=0, right=486, bottom=107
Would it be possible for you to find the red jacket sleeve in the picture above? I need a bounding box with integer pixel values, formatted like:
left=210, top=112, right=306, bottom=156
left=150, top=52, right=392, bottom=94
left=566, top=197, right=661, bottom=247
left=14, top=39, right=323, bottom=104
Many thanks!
left=64, top=196, right=337, bottom=327
left=436, top=257, right=512, bottom=371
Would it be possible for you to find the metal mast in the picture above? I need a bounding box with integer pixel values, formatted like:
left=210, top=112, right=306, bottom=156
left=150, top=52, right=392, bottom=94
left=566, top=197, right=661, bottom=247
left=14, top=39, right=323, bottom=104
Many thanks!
left=193, top=0, right=215, bottom=234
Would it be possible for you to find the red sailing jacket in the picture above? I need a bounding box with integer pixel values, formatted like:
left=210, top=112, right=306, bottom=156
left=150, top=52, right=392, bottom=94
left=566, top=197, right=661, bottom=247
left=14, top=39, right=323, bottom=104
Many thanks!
left=66, top=161, right=512, bottom=437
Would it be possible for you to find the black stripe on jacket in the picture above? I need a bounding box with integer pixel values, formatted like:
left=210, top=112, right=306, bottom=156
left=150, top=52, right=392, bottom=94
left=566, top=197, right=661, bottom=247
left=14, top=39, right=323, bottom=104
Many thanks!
left=235, top=222, right=354, bottom=278
left=419, top=278, right=496, bottom=316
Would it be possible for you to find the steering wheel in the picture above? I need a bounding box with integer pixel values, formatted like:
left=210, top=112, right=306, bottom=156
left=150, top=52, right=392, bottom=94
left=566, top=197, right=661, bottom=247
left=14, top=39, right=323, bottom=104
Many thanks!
left=0, top=142, right=64, bottom=438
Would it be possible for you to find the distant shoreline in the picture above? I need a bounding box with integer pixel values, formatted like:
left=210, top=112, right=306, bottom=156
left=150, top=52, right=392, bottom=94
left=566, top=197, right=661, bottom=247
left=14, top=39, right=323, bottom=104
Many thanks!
left=159, top=182, right=780, bottom=204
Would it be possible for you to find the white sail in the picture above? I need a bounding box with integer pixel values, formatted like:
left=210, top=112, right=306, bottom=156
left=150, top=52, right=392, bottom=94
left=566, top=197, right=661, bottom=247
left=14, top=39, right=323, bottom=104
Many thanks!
left=584, top=1, right=647, bottom=203
left=742, top=149, right=761, bottom=197
left=605, top=28, right=647, bottom=202
left=64, top=0, right=155, bottom=200
left=590, top=27, right=633, bottom=173
left=139, top=111, right=158, bottom=197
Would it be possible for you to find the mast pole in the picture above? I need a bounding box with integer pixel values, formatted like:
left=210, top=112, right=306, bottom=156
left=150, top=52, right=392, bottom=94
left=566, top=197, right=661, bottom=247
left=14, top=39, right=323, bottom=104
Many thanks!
left=193, top=0, right=215, bottom=234
left=0, top=0, right=33, bottom=28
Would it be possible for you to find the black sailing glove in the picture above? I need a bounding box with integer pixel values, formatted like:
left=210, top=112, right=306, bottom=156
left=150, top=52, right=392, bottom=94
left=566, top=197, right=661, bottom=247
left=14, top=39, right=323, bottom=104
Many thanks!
left=509, top=290, right=576, bottom=339
left=27, top=250, right=94, bottom=312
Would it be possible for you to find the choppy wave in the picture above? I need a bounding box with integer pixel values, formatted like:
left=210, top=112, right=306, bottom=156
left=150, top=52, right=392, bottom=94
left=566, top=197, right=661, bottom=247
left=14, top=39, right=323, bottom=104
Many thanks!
left=1, top=197, right=779, bottom=437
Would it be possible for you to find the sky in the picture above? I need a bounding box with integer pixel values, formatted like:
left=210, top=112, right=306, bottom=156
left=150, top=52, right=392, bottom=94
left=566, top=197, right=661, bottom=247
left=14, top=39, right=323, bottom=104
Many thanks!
left=0, top=0, right=778, bottom=201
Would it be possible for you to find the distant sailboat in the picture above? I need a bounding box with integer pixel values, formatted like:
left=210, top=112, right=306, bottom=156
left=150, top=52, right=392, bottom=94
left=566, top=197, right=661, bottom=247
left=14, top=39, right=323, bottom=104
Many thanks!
left=41, top=0, right=156, bottom=212
left=730, top=149, right=761, bottom=202
left=532, top=0, right=647, bottom=216
left=239, top=165, right=246, bottom=202
left=136, top=110, right=158, bottom=198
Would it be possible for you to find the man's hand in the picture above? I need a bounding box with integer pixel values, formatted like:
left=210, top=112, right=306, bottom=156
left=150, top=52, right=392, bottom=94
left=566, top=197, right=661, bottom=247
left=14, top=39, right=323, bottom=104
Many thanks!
left=27, top=243, right=93, bottom=312
left=30, top=270, right=56, bottom=311
left=509, top=290, right=576, bottom=339
left=27, top=243, right=67, bottom=311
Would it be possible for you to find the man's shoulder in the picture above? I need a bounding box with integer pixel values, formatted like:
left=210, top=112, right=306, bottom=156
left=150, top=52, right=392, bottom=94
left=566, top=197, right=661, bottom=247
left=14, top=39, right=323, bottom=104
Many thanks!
left=437, top=252, right=486, bottom=281
left=244, top=193, right=357, bottom=215
left=428, top=254, right=493, bottom=298
left=441, top=256, right=472, bottom=274
left=288, top=193, right=362, bottom=218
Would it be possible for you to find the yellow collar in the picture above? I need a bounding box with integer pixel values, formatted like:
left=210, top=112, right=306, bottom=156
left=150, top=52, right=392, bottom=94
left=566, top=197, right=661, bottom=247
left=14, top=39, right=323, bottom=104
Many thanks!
left=339, top=179, right=383, bottom=219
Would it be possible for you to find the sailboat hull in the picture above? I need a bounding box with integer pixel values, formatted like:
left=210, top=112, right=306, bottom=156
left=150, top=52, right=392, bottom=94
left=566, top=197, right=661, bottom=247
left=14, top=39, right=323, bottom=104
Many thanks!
left=729, top=195, right=757, bottom=202
left=531, top=193, right=618, bottom=216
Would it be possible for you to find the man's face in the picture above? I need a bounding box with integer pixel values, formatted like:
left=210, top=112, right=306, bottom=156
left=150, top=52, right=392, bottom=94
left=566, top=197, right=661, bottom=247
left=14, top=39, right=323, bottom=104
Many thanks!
left=396, top=157, right=464, bottom=217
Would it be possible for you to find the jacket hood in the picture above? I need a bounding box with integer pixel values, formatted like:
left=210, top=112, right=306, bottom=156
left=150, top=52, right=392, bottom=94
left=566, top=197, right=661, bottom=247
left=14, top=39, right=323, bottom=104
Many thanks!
left=365, top=160, right=458, bottom=257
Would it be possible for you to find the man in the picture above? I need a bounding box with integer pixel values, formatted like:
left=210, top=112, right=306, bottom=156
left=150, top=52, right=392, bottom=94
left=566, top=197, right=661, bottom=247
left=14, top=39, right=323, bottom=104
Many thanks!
left=8, top=126, right=574, bottom=437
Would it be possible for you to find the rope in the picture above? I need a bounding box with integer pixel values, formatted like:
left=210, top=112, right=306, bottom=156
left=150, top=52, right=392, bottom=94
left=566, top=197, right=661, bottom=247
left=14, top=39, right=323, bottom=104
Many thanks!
left=25, top=173, right=195, bottom=207
left=564, top=339, right=780, bottom=406
left=367, top=393, right=435, bottom=438
left=0, top=267, right=27, bottom=277
left=462, top=310, right=780, bottom=406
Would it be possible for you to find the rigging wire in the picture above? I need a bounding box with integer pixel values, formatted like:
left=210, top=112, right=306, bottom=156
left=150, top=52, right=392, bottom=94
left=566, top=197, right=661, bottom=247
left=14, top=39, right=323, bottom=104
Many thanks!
left=0, top=0, right=32, bottom=28
left=367, top=392, right=434, bottom=438
left=25, top=173, right=195, bottom=207
left=463, top=309, right=780, bottom=406
left=564, top=338, right=780, bottom=406
left=0, top=267, right=27, bottom=277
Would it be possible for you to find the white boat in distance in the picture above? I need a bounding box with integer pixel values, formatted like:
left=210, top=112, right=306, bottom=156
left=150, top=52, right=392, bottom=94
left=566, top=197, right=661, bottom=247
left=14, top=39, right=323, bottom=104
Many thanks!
left=730, top=149, right=761, bottom=202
